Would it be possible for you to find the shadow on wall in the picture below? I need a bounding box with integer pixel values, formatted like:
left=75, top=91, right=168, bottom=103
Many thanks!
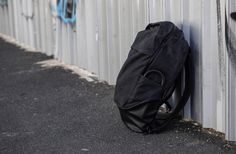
left=188, top=24, right=199, bottom=121
left=226, top=12, right=236, bottom=71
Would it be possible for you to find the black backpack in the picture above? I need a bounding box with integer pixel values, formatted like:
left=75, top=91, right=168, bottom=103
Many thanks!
left=114, top=21, right=193, bottom=133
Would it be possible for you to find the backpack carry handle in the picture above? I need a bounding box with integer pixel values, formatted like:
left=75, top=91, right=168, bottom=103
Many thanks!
left=143, top=70, right=165, bottom=86
left=146, top=22, right=161, bottom=30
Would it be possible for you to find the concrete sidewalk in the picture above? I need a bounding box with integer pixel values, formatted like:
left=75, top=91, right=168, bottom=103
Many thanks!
left=0, top=38, right=235, bottom=154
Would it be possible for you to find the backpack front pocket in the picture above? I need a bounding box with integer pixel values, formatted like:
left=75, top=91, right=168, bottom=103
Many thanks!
left=126, top=72, right=165, bottom=109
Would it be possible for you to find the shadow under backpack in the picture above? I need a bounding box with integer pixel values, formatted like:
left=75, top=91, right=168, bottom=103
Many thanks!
left=114, top=21, right=193, bottom=133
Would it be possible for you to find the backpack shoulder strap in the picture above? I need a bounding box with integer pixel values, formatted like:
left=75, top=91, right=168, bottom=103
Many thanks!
left=149, top=50, right=193, bottom=133
left=172, top=50, right=193, bottom=115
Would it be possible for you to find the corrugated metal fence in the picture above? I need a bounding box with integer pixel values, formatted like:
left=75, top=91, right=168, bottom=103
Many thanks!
left=0, top=0, right=236, bottom=141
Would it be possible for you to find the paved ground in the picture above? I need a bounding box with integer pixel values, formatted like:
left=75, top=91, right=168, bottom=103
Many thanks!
left=0, top=38, right=236, bottom=154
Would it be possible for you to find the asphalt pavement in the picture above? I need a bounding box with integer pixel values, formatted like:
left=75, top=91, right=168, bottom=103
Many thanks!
left=0, top=38, right=236, bottom=154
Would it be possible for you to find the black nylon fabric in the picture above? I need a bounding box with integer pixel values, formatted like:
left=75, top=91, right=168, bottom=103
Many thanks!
left=114, top=21, right=192, bottom=133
